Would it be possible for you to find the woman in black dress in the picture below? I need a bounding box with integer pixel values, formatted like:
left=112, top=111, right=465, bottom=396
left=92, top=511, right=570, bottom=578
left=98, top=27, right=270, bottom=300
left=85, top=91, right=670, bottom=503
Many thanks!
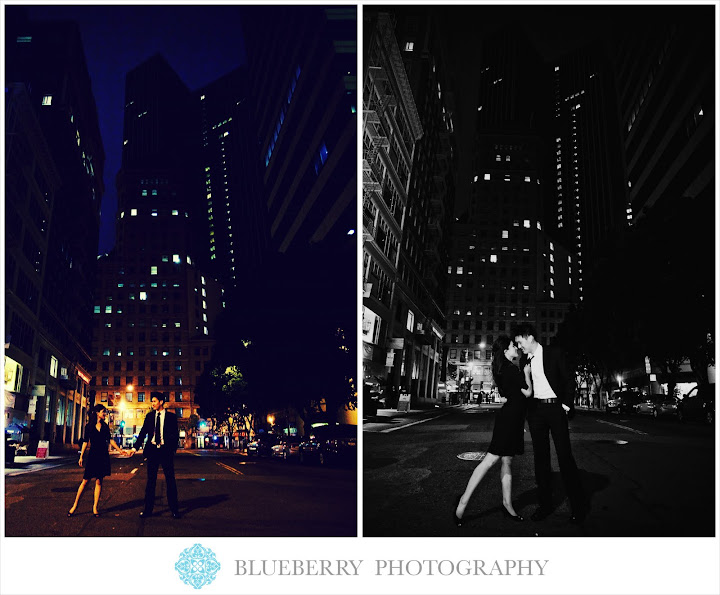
left=67, top=404, right=125, bottom=517
left=454, top=335, right=533, bottom=526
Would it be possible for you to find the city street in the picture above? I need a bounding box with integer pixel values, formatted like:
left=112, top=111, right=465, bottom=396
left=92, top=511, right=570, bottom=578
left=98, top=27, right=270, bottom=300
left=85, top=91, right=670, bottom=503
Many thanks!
left=363, top=404, right=715, bottom=537
left=5, top=450, right=357, bottom=537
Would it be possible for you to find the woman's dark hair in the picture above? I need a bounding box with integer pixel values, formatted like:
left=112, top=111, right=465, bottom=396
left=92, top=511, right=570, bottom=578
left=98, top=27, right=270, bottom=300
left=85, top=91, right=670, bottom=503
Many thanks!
left=89, top=403, right=107, bottom=425
left=491, top=335, right=513, bottom=384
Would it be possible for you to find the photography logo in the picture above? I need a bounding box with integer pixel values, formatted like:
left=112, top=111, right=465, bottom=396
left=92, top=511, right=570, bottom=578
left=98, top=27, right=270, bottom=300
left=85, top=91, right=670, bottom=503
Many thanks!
left=175, top=543, right=221, bottom=589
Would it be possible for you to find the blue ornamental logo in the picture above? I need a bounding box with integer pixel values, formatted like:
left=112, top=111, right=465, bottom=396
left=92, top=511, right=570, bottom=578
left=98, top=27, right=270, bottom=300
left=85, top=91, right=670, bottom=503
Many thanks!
left=175, top=543, right=221, bottom=589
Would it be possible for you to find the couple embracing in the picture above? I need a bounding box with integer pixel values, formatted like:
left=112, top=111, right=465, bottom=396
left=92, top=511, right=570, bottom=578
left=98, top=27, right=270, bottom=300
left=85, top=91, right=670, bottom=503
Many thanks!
left=454, top=323, right=585, bottom=527
left=67, top=391, right=181, bottom=519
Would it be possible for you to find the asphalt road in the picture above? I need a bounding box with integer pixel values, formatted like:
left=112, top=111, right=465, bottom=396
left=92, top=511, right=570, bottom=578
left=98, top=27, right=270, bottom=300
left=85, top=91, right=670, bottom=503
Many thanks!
left=5, top=450, right=357, bottom=537
left=363, top=405, right=716, bottom=537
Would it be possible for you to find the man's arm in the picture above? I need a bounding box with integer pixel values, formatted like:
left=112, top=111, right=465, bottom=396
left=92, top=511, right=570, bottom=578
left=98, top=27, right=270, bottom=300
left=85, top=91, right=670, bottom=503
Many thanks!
left=131, top=414, right=150, bottom=453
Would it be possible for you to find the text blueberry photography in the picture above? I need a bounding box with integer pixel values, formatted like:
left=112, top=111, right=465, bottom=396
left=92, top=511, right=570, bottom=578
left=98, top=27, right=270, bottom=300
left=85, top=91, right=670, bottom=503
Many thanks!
left=175, top=544, right=222, bottom=590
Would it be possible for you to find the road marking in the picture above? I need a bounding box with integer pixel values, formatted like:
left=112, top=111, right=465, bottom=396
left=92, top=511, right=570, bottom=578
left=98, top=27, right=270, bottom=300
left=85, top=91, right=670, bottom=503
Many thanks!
left=215, top=461, right=243, bottom=475
left=595, top=419, right=648, bottom=435
left=380, top=412, right=452, bottom=433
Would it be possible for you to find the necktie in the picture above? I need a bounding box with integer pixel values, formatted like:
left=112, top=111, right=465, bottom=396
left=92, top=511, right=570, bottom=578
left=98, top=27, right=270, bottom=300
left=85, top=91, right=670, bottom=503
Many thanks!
left=154, top=413, right=161, bottom=445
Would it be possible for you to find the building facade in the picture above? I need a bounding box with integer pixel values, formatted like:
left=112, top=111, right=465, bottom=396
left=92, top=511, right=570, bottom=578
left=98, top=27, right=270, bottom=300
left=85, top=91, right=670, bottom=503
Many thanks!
left=547, top=44, right=627, bottom=297
left=92, top=55, right=225, bottom=445
left=5, top=17, right=104, bottom=449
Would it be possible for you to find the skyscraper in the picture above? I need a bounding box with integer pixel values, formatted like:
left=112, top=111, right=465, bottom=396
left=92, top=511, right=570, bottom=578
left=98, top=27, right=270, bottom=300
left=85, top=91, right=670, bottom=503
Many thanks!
left=5, top=15, right=104, bottom=447
left=92, top=55, right=225, bottom=444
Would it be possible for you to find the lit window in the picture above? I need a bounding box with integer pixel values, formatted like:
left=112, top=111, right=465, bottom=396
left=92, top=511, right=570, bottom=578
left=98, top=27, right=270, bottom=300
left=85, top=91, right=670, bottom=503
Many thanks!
left=142, top=189, right=148, bottom=196
left=202, top=301, right=207, bottom=310
left=473, top=175, right=478, bottom=182
left=50, top=356, right=59, bottom=378
left=456, top=266, right=463, bottom=274
left=405, top=41, right=414, bottom=51
left=173, top=254, right=181, bottom=264
left=131, top=209, right=138, bottom=216
left=150, top=266, right=157, bottom=275
left=151, top=209, right=158, bottom=217
left=172, top=210, right=179, bottom=216
left=490, top=255, right=498, bottom=263
left=502, top=230, right=509, bottom=239
left=139, top=292, right=147, bottom=301
left=42, top=95, right=52, bottom=106
left=94, top=306, right=101, bottom=314
left=484, top=173, right=490, bottom=181
left=523, top=220, right=531, bottom=228
left=105, top=305, right=112, bottom=314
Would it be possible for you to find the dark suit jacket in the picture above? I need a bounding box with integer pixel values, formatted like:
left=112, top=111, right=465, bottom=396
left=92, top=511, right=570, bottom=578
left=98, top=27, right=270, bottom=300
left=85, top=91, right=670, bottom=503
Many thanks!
left=134, top=410, right=179, bottom=454
left=540, top=344, right=576, bottom=411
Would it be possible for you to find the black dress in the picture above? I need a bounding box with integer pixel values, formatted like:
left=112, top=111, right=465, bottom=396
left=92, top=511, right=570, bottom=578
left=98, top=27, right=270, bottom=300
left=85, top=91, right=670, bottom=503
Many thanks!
left=487, top=360, right=527, bottom=456
left=83, top=422, right=112, bottom=480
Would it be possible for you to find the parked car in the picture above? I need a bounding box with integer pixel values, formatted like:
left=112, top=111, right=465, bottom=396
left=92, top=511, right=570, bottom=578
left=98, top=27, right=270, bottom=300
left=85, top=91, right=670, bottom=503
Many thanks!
left=678, top=385, right=715, bottom=424
left=247, top=433, right=279, bottom=457
left=298, top=423, right=357, bottom=466
left=607, top=390, right=641, bottom=414
left=635, top=396, right=679, bottom=418
left=271, top=437, right=302, bottom=461
left=606, top=394, right=622, bottom=413
left=635, top=396, right=660, bottom=416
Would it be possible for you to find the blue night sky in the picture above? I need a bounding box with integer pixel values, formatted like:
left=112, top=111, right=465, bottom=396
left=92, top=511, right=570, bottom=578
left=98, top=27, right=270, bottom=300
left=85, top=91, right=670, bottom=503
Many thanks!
left=17, top=4, right=250, bottom=254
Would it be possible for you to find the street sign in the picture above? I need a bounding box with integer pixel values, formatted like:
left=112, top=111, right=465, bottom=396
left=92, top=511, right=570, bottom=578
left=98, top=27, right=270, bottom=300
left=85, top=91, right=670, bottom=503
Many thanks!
left=36, top=440, right=49, bottom=459
left=397, top=392, right=411, bottom=412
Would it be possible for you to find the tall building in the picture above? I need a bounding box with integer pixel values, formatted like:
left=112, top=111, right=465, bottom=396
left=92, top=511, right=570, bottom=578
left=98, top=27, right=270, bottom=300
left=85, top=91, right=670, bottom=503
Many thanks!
left=364, top=10, right=457, bottom=407
left=192, top=68, right=268, bottom=288
left=610, top=12, right=713, bottom=223
left=244, top=6, right=357, bottom=256
left=92, top=55, right=225, bottom=445
left=444, top=29, right=575, bottom=402
left=384, top=7, right=458, bottom=405
left=547, top=44, right=627, bottom=296
left=5, top=16, right=104, bottom=448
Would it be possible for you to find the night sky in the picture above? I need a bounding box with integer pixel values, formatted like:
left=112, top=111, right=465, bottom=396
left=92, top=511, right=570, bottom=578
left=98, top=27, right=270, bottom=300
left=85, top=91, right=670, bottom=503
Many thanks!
left=14, top=4, right=250, bottom=255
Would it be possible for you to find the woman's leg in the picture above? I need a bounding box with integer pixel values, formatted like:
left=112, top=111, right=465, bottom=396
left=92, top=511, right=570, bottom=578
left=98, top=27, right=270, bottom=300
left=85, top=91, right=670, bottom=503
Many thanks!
left=500, top=456, right=519, bottom=516
left=93, top=479, right=102, bottom=514
left=69, top=479, right=88, bottom=513
left=456, top=453, right=499, bottom=518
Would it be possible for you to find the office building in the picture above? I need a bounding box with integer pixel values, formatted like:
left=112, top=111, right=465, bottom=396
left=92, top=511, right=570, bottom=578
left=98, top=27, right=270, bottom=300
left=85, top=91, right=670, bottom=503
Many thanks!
left=5, top=16, right=104, bottom=448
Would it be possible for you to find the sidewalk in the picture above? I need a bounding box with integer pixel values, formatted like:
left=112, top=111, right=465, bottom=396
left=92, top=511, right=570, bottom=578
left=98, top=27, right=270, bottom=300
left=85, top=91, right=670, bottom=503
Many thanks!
left=4, top=454, right=76, bottom=476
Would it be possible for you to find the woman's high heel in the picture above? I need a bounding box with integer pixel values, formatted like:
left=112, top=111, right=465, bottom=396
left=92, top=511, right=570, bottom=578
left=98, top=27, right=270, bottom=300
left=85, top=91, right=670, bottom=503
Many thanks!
left=502, top=504, right=523, bottom=522
left=453, top=495, right=464, bottom=527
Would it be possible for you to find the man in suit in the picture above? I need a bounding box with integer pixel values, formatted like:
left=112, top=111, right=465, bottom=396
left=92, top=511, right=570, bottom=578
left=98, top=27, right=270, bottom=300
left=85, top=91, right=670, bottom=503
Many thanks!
left=130, top=391, right=180, bottom=518
left=513, top=323, right=585, bottom=523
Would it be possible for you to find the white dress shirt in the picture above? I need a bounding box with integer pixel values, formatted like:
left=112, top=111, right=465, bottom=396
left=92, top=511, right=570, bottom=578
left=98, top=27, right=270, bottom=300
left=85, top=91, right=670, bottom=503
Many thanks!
left=529, top=344, right=559, bottom=400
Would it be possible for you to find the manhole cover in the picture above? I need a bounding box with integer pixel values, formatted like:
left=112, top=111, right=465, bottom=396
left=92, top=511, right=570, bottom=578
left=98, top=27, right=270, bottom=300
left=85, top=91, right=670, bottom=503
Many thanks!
left=457, top=451, right=487, bottom=461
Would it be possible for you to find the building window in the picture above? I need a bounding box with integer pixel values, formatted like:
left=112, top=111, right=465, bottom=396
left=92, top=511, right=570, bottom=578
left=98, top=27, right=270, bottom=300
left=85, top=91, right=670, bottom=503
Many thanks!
left=131, top=209, right=138, bottom=216
left=314, top=142, right=329, bottom=175
left=150, top=266, right=157, bottom=275
left=50, top=356, right=59, bottom=378
left=484, top=173, right=490, bottom=181
left=42, top=95, right=52, bottom=106
left=138, top=392, right=145, bottom=403
left=139, top=292, right=147, bottom=301
left=404, top=41, right=414, bottom=51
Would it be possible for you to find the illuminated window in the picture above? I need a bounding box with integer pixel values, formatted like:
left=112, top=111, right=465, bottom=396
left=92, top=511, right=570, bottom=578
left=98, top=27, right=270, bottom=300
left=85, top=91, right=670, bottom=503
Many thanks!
left=105, top=305, right=112, bottom=314
left=173, top=254, right=181, bottom=264
left=406, top=310, right=415, bottom=332
left=151, top=209, right=158, bottom=217
left=139, top=292, right=147, bottom=301
left=484, top=173, right=490, bottom=181
left=172, top=210, right=179, bottom=216
left=523, top=220, right=531, bottom=228
left=404, top=41, right=414, bottom=51
left=502, top=230, right=509, bottom=239
left=94, top=306, right=101, bottom=314
left=142, top=189, right=148, bottom=196
left=456, top=266, right=463, bottom=274
left=150, top=266, right=157, bottom=275
left=490, top=254, right=498, bottom=263
left=42, top=95, right=52, bottom=106
left=131, top=209, right=138, bottom=216
left=50, top=356, right=59, bottom=378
